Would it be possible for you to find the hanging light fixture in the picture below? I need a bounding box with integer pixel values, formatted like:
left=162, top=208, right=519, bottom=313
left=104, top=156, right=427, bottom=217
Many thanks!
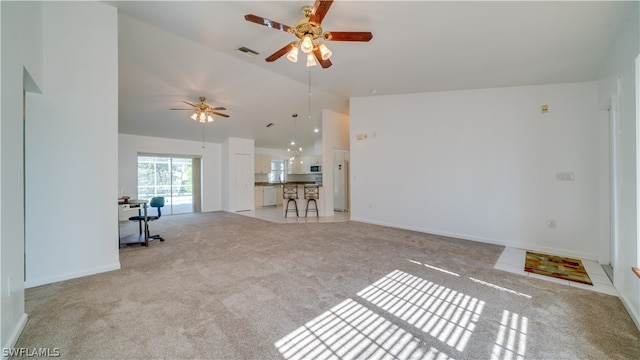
left=317, top=43, right=332, bottom=60
left=171, top=96, right=230, bottom=123
left=283, top=13, right=332, bottom=68
left=288, top=114, right=302, bottom=163
left=191, top=111, right=214, bottom=123
left=286, top=45, right=299, bottom=63
left=300, top=35, right=314, bottom=54
left=306, top=53, right=317, bottom=67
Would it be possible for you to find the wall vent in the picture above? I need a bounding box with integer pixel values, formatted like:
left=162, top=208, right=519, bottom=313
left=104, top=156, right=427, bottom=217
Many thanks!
left=236, top=46, right=260, bottom=57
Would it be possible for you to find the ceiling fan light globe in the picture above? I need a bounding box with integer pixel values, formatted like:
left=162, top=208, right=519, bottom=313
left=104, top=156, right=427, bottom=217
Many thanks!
left=207, top=115, right=214, bottom=122
left=199, top=112, right=206, bottom=122
left=191, top=113, right=198, bottom=120
left=300, top=35, right=313, bottom=54
left=286, top=46, right=299, bottom=63
left=306, top=53, right=317, bottom=67
left=318, top=43, right=332, bottom=60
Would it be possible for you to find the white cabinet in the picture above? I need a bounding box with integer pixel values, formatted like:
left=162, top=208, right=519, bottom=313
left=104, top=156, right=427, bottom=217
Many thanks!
left=254, top=186, right=263, bottom=208
left=255, top=153, right=272, bottom=174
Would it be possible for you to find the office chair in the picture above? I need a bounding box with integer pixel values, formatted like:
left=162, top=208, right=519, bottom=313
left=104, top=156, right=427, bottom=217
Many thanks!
left=129, top=196, right=165, bottom=243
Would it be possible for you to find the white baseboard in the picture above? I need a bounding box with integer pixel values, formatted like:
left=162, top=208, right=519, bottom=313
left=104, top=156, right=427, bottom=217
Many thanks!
left=2, top=313, right=28, bottom=360
left=24, top=262, right=120, bottom=289
left=619, top=292, right=640, bottom=331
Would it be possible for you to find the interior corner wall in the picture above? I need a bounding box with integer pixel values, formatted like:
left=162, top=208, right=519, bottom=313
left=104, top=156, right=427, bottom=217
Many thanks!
left=24, top=2, right=119, bottom=288
left=321, top=109, right=349, bottom=216
left=350, top=82, right=600, bottom=260
left=117, top=133, right=223, bottom=218
left=597, top=3, right=640, bottom=329
left=0, top=0, right=43, bottom=351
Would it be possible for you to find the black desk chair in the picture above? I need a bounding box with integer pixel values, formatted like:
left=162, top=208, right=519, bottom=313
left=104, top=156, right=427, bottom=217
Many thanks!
left=129, top=196, right=165, bottom=242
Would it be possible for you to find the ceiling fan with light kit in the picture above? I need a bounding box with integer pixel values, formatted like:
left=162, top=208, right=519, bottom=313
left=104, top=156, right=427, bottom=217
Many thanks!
left=170, top=96, right=229, bottom=123
left=244, top=0, right=373, bottom=68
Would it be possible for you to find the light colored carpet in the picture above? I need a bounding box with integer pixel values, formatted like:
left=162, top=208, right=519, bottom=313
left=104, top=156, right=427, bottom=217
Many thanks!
left=16, top=212, right=640, bottom=359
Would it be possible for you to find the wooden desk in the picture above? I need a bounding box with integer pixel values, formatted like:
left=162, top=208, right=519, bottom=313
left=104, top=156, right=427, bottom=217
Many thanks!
left=118, top=199, right=150, bottom=247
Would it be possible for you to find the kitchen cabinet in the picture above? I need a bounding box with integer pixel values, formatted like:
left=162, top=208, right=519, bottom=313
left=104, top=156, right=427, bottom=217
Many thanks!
left=276, top=186, right=283, bottom=206
left=254, top=186, right=263, bottom=208
left=310, top=155, right=322, bottom=165
left=255, top=153, right=272, bottom=174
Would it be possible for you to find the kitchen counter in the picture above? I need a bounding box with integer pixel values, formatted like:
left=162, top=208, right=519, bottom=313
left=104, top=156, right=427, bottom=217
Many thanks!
left=255, top=182, right=321, bottom=186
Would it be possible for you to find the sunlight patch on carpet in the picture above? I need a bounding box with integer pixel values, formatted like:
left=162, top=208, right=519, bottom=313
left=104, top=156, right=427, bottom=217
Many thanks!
left=274, top=298, right=452, bottom=360
left=524, top=251, right=592, bottom=285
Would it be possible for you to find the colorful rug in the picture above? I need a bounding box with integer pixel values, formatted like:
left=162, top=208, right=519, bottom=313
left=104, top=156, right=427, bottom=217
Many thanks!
left=524, top=251, right=592, bottom=285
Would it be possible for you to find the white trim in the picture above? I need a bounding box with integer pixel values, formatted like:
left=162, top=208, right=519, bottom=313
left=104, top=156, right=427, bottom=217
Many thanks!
left=24, top=263, right=120, bottom=289
left=2, top=313, right=28, bottom=360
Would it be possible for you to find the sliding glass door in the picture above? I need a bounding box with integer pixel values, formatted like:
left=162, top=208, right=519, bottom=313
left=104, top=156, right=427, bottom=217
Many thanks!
left=137, top=155, right=195, bottom=214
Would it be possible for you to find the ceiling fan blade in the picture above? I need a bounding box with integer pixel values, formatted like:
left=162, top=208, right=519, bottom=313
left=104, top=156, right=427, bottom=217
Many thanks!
left=181, top=100, right=196, bottom=107
left=323, top=31, right=373, bottom=42
left=169, top=108, right=192, bottom=110
left=212, top=107, right=226, bottom=111
left=309, top=0, right=333, bottom=25
left=211, top=111, right=230, bottom=118
left=313, top=47, right=332, bottom=69
left=265, top=42, right=297, bottom=62
left=244, top=14, right=293, bottom=33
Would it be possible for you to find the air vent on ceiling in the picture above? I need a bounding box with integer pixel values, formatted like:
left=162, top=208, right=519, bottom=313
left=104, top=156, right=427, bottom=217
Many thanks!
left=236, top=46, right=260, bottom=57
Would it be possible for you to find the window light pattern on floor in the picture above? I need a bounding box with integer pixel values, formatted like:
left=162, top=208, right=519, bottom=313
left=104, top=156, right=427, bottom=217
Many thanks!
left=357, top=270, right=484, bottom=352
left=491, top=310, right=528, bottom=360
left=274, top=298, right=451, bottom=360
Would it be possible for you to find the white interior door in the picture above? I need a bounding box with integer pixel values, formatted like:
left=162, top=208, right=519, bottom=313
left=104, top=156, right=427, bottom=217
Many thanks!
left=234, top=153, right=252, bottom=211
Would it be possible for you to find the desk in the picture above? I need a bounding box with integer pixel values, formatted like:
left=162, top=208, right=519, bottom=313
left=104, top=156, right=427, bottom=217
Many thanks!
left=118, top=199, right=150, bottom=247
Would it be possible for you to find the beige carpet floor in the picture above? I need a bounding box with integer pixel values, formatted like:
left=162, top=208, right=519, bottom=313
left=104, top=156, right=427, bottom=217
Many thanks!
left=16, top=212, right=640, bottom=359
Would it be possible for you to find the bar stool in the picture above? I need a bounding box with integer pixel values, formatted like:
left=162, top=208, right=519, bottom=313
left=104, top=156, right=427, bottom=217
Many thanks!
left=304, top=186, right=319, bottom=218
left=283, top=184, right=299, bottom=218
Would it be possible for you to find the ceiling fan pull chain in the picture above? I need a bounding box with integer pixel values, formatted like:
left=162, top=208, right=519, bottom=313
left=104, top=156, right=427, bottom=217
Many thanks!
left=308, top=68, right=312, bottom=121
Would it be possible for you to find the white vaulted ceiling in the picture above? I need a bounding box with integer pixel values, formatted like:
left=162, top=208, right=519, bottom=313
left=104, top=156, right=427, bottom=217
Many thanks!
left=105, top=1, right=634, bottom=149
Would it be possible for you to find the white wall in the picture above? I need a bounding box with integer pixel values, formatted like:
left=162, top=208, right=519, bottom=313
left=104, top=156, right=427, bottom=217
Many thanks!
left=597, top=4, right=640, bottom=328
left=0, top=0, right=44, bottom=351
left=321, top=109, right=350, bottom=216
left=118, top=134, right=223, bottom=217
left=24, top=3, right=119, bottom=289
left=350, top=82, right=601, bottom=260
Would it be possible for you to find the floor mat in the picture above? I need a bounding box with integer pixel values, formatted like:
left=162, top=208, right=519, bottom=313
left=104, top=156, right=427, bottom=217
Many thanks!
left=524, top=251, right=592, bottom=285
